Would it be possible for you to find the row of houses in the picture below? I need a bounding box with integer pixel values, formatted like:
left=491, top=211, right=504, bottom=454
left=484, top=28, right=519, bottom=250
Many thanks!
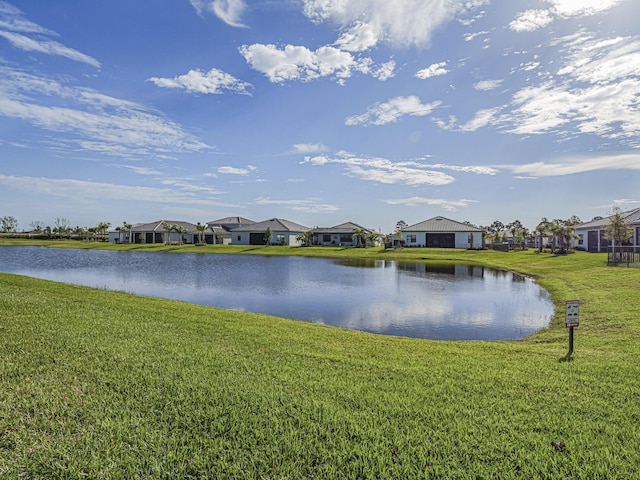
left=108, top=208, right=640, bottom=251
left=109, top=216, right=485, bottom=248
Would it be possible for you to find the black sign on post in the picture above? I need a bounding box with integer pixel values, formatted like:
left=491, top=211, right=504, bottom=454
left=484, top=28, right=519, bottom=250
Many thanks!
left=565, top=300, right=579, bottom=354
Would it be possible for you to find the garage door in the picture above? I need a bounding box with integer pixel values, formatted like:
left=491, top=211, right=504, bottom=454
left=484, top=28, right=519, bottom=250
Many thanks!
left=250, top=232, right=267, bottom=245
left=426, top=233, right=455, bottom=248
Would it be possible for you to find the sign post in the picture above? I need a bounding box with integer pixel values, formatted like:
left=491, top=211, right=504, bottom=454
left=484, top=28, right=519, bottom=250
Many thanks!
left=565, top=300, right=579, bottom=354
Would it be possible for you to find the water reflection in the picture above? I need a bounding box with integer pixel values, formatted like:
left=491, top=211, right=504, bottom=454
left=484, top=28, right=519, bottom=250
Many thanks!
left=0, top=247, right=554, bottom=341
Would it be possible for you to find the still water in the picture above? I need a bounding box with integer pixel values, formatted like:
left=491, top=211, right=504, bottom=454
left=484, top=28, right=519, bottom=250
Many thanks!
left=0, top=247, right=554, bottom=340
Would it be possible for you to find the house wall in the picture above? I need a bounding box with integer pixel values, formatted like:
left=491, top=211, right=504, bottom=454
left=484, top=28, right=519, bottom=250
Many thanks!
left=402, top=231, right=481, bottom=248
left=232, top=231, right=302, bottom=246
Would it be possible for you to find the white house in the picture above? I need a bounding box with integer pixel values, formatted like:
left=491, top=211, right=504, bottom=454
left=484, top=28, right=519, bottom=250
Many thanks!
left=206, top=216, right=255, bottom=245
left=401, top=216, right=483, bottom=249
left=573, top=208, right=640, bottom=252
left=231, top=218, right=309, bottom=246
left=311, top=222, right=377, bottom=247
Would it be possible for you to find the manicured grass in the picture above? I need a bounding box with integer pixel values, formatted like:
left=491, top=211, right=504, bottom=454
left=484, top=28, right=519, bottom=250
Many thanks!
left=1, top=241, right=640, bottom=478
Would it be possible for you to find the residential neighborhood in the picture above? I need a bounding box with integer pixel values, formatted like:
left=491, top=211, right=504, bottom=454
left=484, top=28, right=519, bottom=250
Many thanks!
left=4, top=208, right=640, bottom=255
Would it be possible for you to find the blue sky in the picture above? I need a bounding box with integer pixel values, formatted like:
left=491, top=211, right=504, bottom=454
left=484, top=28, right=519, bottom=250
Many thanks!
left=1, top=0, right=639, bottom=233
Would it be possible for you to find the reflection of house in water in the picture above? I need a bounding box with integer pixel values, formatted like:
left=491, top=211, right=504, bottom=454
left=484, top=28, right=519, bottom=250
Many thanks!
left=396, top=262, right=485, bottom=278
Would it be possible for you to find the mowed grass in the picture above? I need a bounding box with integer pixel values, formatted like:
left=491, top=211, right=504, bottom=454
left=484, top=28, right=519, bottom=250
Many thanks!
left=1, top=242, right=640, bottom=478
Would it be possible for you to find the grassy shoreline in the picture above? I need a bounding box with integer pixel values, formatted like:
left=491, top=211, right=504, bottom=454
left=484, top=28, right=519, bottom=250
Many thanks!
left=2, top=240, right=640, bottom=478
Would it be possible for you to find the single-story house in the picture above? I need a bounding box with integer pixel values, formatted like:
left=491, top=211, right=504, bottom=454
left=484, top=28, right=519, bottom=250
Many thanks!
left=401, top=216, right=483, bottom=249
left=573, top=208, right=640, bottom=252
left=311, top=222, right=378, bottom=247
left=206, top=216, right=255, bottom=245
left=109, top=220, right=202, bottom=244
left=231, top=218, right=309, bottom=246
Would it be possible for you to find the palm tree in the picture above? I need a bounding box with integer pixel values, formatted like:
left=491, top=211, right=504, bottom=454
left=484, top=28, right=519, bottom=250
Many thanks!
left=263, top=227, right=272, bottom=246
left=162, top=222, right=173, bottom=244
left=366, top=232, right=381, bottom=247
left=175, top=225, right=188, bottom=244
left=352, top=228, right=367, bottom=248
left=122, top=221, right=133, bottom=243
left=196, top=222, right=207, bottom=245
left=535, top=218, right=550, bottom=253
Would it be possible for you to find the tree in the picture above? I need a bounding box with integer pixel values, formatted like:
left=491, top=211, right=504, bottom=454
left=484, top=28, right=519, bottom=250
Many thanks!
left=367, top=232, right=382, bottom=248
left=352, top=228, right=367, bottom=248
left=395, top=220, right=407, bottom=247
left=54, top=217, right=71, bottom=239
left=264, top=227, right=272, bottom=246
left=605, top=206, right=632, bottom=253
left=94, top=222, right=111, bottom=241
left=195, top=222, right=207, bottom=245
left=535, top=218, right=550, bottom=253
left=0, top=216, right=18, bottom=233
left=487, top=220, right=505, bottom=244
left=296, top=228, right=314, bottom=247
left=507, top=220, right=526, bottom=249
left=174, top=225, right=188, bottom=244
left=122, top=221, right=133, bottom=244
left=163, top=222, right=174, bottom=244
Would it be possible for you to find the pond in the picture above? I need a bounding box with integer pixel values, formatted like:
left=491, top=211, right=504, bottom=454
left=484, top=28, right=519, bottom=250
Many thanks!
left=0, top=246, right=554, bottom=340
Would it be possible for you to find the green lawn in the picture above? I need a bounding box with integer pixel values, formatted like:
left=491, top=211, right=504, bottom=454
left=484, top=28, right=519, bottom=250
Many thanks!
left=1, top=241, right=640, bottom=478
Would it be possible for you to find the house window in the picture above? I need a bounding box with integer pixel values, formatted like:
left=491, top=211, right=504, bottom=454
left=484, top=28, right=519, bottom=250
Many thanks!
left=340, top=235, right=352, bottom=243
left=276, top=234, right=285, bottom=245
left=407, top=234, right=417, bottom=243
left=323, top=234, right=331, bottom=242
left=577, top=234, right=584, bottom=245
left=237, top=235, right=241, bottom=241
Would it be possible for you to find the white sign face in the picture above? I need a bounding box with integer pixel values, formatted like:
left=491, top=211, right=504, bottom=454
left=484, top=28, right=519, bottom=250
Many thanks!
left=565, top=300, right=579, bottom=327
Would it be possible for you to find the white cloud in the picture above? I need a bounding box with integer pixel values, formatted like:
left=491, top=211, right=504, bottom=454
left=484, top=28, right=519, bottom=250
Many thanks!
left=218, top=165, right=256, bottom=175
left=547, top=0, right=624, bottom=17
left=499, top=153, right=640, bottom=177
left=302, top=0, right=482, bottom=49
left=0, top=29, right=100, bottom=68
left=255, top=197, right=339, bottom=214
left=148, top=68, right=252, bottom=95
left=0, top=68, right=208, bottom=158
left=0, top=174, right=235, bottom=207
left=474, top=79, right=503, bottom=91
left=510, top=0, right=624, bottom=32
left=415, top=62, right=449, bottom=79
left=385, top=196, right=479, bottom=211
left=190, top=0, right=247, bottom=27
left=301, top=152, right=456, bottom=186
left=240, top=43, right=380, bottom=83
left=345, top=96, right=441, bottom=126
left=372, top=60, right=396, bottom=81
left=509, top=9, right=554, bottom=32
left=292, top=143, right=328, bottom=154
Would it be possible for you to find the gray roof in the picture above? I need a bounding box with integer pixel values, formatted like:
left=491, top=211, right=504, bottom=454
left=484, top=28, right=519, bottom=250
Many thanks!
left=232, top=218, right=309, bottom=233
left=575, top=208, right=640, bottom=230
left=313, top=222, right=374, bottom=234
left=403, top=216, right=483, bottom=233
left=207, top=216, right=255, bottom=225
left=130, top=220, right=198, bottom=233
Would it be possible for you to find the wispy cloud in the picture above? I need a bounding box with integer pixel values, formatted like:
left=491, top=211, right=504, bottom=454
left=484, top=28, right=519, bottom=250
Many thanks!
left=474, top=79, right=503, bottom=91
left=255, top=196, right=340, bottom=214
left=302, top=0, right=487, bottom=50
left=0, top=174, right=235, bottom=207
left=345, top=96, right=441, bottom=126
left=499, top=153, right=640, bottom=177
left=0, top=68, right=208, bottom=158
left=218, top=165, right=256, bottom=175
left=0, top=4, right=100, bottom=67
left=385, top=196, right=479, bottom=212
left=148, top=68, right=252, bottom=95
left=292, top=143, right=329, bottom=154
left=510, top=0, right=624, bottom=32
left=190, top=0, right=247, bottom=27
left=301, top=152, right=456, bottom=186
